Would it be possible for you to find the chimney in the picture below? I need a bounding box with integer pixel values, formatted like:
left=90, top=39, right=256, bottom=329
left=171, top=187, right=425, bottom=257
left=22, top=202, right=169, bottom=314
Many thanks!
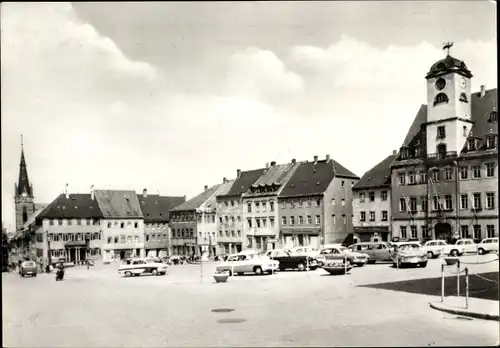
left=270, top=161, right=276, bottom=166
left=65, top=183, right=69, bottom=199
left=480, top=85, right=486, bottom=98
left=142, top=188, right=147, bottom=198
left=314, top=155, right=318, bottom=163
left=393, top=150, right=397, bottom=155
left=325, top=154, right=331, bottom=162
left=236, top=169, right=241, bottom=177
left=265, top=163, right=270, bottom=169
left=183, top=195, right=187, bottom=201
left=291, top=159, right=296, bottom=164
left=90, top=185, right=95, bottom=200
left=204, top=185, right=208, bottom=191
left=223, top=177, right=227, bottom=183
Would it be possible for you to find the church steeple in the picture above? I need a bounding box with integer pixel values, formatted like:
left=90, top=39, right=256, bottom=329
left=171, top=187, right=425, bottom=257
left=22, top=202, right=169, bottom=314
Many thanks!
left=15, top=135, right=33, bottom=198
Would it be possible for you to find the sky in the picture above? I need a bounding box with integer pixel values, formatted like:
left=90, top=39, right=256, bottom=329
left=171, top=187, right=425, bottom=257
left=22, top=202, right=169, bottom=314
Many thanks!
left=1, top=1, right=497, bottom=231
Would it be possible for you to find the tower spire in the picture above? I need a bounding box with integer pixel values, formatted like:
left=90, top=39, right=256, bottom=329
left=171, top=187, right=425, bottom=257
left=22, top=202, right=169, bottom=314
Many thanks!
left=16, top=135, right=32, bottom=197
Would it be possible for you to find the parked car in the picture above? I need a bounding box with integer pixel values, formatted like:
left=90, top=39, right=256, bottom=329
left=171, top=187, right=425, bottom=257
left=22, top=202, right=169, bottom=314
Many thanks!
left=420, top=240, right=465, bottom=258
left=215, top=252, right=279, bottom=276
left=476, top=238, right=499, bottom=255
left=118, top=257, right=168, bottom=277
left=315, top=244, right=369, bottom=267
left=391, top=243, right=428, bottom=268
left=19, top=260, right=37, bottom=277
left=288, top=246, right=320, bottom=257
left=266, top=249, right=318, bottom=271
left=454, top=239, right=478, bottom=254
left=349, top=242, right=393, bottom=264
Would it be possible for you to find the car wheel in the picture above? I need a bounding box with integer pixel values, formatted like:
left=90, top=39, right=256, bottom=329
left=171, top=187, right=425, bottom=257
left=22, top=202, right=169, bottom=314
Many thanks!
left=152, top=269, right=158, bottom=276
left=226, top=270, right=232, bottom=276
left=254, top=266, right=263, bottom=275
left=427, top=251, right=434, bottom=259
left=297, top=263, right=305, bottom=271
left=392, top=262, right=397, bottom=268
left=419, top=262, right=428, bottom=268
left=356, top=263, right=364, bottom=267
left=368, top=260, right=376, bottom=264
left=237, top=272, right=244, bottom=276
left=450, top=249, right=458, bottom=257
left=124, top=271, right=132, bottom=277
left=318, top=261, right=324, bottom=267
left=478, top=248, right=485, bottom=255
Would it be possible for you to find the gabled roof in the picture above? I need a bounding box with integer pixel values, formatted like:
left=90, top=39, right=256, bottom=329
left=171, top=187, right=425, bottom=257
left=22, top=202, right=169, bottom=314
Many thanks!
left=137, top=194, right=185, bottom=222
left=37, top=194, right=104, bottom=220
left=22, top=206, right=47, bottom=230
left=252, top=163, right=296, bottom=187
left=331, top=159, right=360, bottom=178
left=170, top=185, right=221, bottom=212
left=94, top=190, right=143, bottom=218
left=402, top=105, right=427, bottom=147
left=353, top=154, right=397, bottom=190
left=220, top=168, right=267, bottom=197
left=279, top=160, right=335, bottom=198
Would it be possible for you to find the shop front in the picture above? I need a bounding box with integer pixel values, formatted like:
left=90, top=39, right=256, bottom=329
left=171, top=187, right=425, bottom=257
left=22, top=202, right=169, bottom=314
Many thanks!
left=64, top=240, right=88, bottom=264
left=281, top=228, right=321, bottom=249
left=353, top=226, right=390, bottom=243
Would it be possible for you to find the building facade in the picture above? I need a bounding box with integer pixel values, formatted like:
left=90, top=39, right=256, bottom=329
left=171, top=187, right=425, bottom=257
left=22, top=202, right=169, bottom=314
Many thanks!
left=95, top=190, right=145, bottom=262
left=352, top=153, right=396, bottom=243
left=390, top=49, right=498, bottom=243
left=278, top=155, right=360, bottom=249
left=138, top=189, right=185, bottom=258
left=216, top=168, right=266, bottom=255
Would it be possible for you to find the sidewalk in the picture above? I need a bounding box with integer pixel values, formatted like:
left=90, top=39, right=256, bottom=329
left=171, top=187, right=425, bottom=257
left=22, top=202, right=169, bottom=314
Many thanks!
left=429, top=296, right=499, bottom=321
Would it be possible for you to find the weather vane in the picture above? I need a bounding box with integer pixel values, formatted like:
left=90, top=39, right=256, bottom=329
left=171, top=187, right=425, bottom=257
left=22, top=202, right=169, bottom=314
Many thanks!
left=443, top=41, right=453, bottom=56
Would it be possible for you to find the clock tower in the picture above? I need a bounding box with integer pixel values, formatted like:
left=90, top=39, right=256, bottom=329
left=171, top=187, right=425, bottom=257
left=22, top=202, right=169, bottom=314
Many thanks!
left=14, top=136, right=35, bottom=232
left=425, top=43, right=474, bottom=157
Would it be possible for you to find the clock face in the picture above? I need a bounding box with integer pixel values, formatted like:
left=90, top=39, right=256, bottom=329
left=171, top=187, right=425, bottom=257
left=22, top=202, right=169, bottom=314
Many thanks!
left=22, top=192, right=27, bottom=197
left=460, top=78, right=466, bottom=89
left=435, top=78, right=446, bottom=91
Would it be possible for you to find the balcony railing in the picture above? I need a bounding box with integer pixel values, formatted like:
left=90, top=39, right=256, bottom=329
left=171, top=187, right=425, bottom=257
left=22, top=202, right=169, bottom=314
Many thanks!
left=426, top=151, right=458, bottom=160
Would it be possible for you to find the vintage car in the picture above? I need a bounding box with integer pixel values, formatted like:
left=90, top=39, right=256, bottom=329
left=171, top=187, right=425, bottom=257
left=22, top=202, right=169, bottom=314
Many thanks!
left=454, top=239, right=478, bottom=254
left=118, top=257, right=168, bottom=277
left=349, top=242, right=393, bottom=264
left=215, top=251, right=279, bottom=276
left=476, top=238, right=499, bottom=255
left=288, top=246, right=320, bottom=257
left=266, top=249, right=318, bottom=271
left=19, top=260, right=37, bottom=277
left=391, top=243, right=428, bottom=268
left=420, top=240, right=465, bottom=258
left=315, top=244, right=369, bottom=267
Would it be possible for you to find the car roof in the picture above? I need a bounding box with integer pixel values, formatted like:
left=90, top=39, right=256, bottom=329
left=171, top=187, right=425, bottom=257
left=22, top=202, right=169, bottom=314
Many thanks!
left=354, top=242, right=388, bottom=245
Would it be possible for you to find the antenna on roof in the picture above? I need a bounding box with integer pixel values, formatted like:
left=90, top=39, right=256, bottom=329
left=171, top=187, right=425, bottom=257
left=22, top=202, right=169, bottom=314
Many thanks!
left=442, top=41, right=453, bottom=56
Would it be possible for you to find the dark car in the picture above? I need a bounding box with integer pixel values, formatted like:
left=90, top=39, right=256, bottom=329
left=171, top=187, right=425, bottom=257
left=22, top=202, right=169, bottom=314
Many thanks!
left=265, top=249, right=318, bottom=271
left=19, top=260, right=37, bottom=277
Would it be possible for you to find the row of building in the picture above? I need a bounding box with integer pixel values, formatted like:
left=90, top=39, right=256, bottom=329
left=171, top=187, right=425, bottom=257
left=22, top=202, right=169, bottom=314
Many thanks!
left=10, top=48, right=498, bottom=265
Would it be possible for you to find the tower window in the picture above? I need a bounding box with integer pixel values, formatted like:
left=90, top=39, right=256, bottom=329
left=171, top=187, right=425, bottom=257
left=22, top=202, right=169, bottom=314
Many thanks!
left=437, top=144, right=447, bottom=159
left=434, top=93, right=449, bottom=106
left=437, top=126, right=446, bottom=139
left=489, top=110, right=497, bottom=123
left=22, top=206, right=28, bottom=224
left=459, top=93, right=468, bottom=103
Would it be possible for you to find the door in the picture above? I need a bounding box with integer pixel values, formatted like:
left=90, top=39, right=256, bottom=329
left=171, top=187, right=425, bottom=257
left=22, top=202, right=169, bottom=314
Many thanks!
left=69, top=249, right=76, bottom=262
left=80, top=248, right=86, bottom=262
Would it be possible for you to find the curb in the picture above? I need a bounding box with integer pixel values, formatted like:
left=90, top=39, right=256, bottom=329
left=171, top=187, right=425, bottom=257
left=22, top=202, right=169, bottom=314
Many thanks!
left=429, top=302, right=500, bottom=321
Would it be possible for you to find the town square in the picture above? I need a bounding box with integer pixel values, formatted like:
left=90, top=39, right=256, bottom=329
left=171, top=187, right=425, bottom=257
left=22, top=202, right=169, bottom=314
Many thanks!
left=1, top=1, right=498, bottom=347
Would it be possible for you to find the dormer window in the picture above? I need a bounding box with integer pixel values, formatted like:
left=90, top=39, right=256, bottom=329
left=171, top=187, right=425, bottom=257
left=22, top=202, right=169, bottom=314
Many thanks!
left=400, top=147, right=406, bottom=159
left=486, top=135, right=497, bottom=149
left=459, top=93, right=468, bottom=103
left=434, top=93, right=449, bottom=106
left=437, top=126, right=446, bottom=139
left=489, top=110, right=497, bottom=123
left=467, top=138, right=476, bottom=151
left=415, top=147, right=421, bottom=157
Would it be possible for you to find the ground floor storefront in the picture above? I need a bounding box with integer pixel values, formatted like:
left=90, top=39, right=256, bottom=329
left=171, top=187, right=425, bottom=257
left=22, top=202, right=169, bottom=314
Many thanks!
left=353, top=226, right=390, bottom=243
left=281, top=229, right=321, bottom=249
left=217, top=243, right=242, bottom=255
left=171, top=244, right=196, bottom=256
left=145, top=249, right=168, bottom=258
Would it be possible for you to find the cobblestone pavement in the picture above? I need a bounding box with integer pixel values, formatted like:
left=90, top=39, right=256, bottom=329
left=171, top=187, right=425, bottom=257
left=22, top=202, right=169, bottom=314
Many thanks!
left=3, top=254, right=499, bottom=347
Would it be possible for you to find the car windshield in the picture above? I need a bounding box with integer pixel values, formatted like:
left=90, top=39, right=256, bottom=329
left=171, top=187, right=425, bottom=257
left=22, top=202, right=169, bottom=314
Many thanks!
left=23, top=261, right=35, bottom=267
left=400, top=244, right=420, bottom=251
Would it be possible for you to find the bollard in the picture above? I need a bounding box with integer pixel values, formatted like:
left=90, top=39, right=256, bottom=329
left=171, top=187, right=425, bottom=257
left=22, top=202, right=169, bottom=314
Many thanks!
left=344, top=253, right=347, bottom=274
left=456, top=260, right=460, bottom=297
left=465, top=267, right=469, bottom=309
left=441, top=263, right=445, bottom=303
left=231, top=261, right=234, bottom=277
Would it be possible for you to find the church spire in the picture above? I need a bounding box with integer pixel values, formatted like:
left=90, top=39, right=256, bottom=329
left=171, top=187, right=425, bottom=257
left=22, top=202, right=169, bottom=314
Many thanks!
left=16, top=134, right=32, bottom=197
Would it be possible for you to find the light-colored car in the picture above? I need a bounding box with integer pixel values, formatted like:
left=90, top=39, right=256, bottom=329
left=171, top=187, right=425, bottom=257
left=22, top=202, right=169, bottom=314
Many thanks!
left=476, top=238, right=499, bottom=255
left=215, top=252, right=279, bottom=276
left=315, top=244, right=369, bottom=267
left=349, top=242, right=393, bottom=264
left=420, top=240, right=465, bottom=258
left=391, top=244, right=428, bottom=268
left=288, top=246, right=320, bottom=257
left=19, top=260, right=37, bottom=277
left=118, top=257, right=168, bottom=277
left=454, top=239, right=478, bottom=254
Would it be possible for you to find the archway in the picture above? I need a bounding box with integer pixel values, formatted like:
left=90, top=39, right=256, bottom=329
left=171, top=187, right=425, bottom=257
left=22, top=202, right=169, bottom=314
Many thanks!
left=434, top=222, right=452, bottom=242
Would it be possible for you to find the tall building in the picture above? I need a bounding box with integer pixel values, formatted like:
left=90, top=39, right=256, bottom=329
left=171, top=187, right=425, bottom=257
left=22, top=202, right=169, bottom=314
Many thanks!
left=352, top=153, right=396, bottom=243
left=278, top=155, right=359, bottom=248
left=216, top=168, right=266, bottom=255
left=390, top=46, right=498, bottom=242
left=14, top=139, right=35, bottom=232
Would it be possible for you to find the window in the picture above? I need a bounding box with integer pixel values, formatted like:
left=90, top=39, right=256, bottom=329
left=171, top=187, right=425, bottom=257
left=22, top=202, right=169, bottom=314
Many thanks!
left=307, top=216, right=312, bottom=224
left=358, top=194, right=364, bottom=203
left=487, top=225, right=495, bottom=238
left=408, top=172, right=416, bottom=184
left=280, top=202, right=286, bottom=209
left=281, top=217, right=286, bottom=225
left=270, top=201, right=274, bottom=212
left=127, top=236, right=133, bottom=243
left=230, top=216, right=235, bottom=223
left=437, top=126, right=446, bottom=139
left=398, top=173, right=406, bottom=185
left=461, top=225, right=469, bottom=239
left=473, top=193, right=481, bottom=210
left=432, top=170, right=440, bottom=182
left=288, top=201, right=294, bottom=209
left=399, top=198, right=406, bottom=212
left=410, top=226, right=417, bottom=239
left=342, top=214, right=346, bottom=224
left=459, top=93, right=468, bottom=103
left=419, top=171, right=427, bottom=183
left=58, top=219, right=63, bottom=226
left=468, top=139, right=476, bottom=151
left=120, top=235, right=125, bottom=243
left=486, top=192, right=495, bottom=209
left=270, top=218, right=275, bottom=227
left=237, top=230, right=241, bottom=237
left=341, top=181, right=345, bottom=187
left=107, top=237, right=112, bottom=244
left=461, top=194, right=469, bottom=210
left=369, top=211, right=375, bottom=221
left=486, top=163, right=495, bottom=177
left=305, top=200, right=311, bottom=208
left=225, top=216, right=229, bottom=223
left=290, top=216, right=295, bottom=225
left=422, top=226, right=430, bottom=239
left=369, top=192, right=375, bottom=201
left=341, top=199, right=345, bottom=206
left=255, top=202, right=260, bottom=212
left=400, top=226, right=407, bottom=239
left=434, top=93, right=449, bottom=106
left=298, top=216, right=304, bottom=224
left=472, top=165, right=481, bottom=179
left=49, top=219, right=54, bottom=226
left=247, top=236, right=253, bottom=248
left=219, top=217, right=223, bottom=224
left=382, top=211, right=388, bottom=221
left=332, top=215, right=336, bottom=225
left=231, top=230, right=235, bottom=238
left=114, top=236, right=119, bottom=243
left=421, top=196, right=428, bottom=212
left=381, top=191, right=388, bottom=201
left=120, top=222, right=124, bottom=229
left=256, top=219, right=261, bottom=229
left=486, top=135, right=497, bottom=149
left=247, top=202, right=252, bottom=213
left=460, top=167, right=468, bottom=179
left=409, top=197, right=417, bottom=212
left=444, top=195, right=453, bottom=210
left=212, top=215, right=216, bottom=223
left=473, top=225, right=481, bottom=239
left=247, top=218, right=253, bottom=228
left=360, top=212, right=366, bottom=222
left=432, top=196, right=441, bottom=211
left=315, top=215, right=321, bottom=224
left=67, top=219, right=72, bottom=226
left=231, top=200, right=234, bottom=207
left=443, top=167, right=452, bottom=181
